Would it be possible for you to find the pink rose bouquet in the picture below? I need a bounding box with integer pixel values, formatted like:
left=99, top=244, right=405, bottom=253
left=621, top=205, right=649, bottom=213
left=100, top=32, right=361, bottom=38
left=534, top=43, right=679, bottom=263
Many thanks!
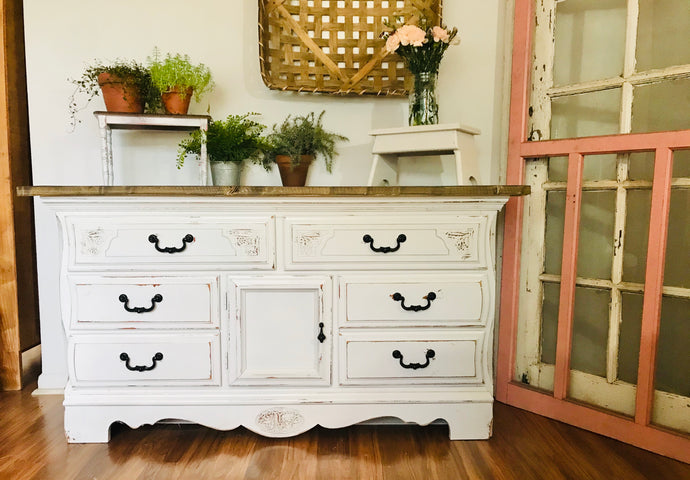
left=381, top=19, right=458, bottom=74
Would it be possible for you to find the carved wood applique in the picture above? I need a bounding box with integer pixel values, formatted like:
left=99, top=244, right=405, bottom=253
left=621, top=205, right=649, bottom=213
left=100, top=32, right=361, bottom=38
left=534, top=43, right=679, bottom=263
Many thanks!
left=294, top=230, right=326, bottom=257
left=224, top=229, right=262, bottom=257
left=444, top=227, right=477, bottom=260
left=78, top=228, right=116, bottom=257
left=256, top=407, right=304, bottom=434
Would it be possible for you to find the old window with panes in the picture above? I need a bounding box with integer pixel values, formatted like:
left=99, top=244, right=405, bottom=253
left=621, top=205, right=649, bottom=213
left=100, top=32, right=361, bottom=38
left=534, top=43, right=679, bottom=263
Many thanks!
left=515, top=0, right=690, bottom=433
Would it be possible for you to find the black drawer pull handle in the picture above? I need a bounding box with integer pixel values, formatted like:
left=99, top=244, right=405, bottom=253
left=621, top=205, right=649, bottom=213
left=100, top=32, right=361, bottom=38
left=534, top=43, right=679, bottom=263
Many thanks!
left=392, top=349, right=435, bottom=370
left=148, top=234, right=194, bottom=254
left=119, top=352, right=163, bottom=372
left=362, top=233, right=406, bottom=253
left=391, top=292, right=437, bottom=311
left=317, top=322, right=326, bottom=343
left=118, top=293, right=163, bottom=314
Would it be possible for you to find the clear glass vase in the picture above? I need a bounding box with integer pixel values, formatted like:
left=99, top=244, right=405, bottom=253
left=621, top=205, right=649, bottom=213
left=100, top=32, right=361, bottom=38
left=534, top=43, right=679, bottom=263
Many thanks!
left=408, top=71, right=439, bottom=126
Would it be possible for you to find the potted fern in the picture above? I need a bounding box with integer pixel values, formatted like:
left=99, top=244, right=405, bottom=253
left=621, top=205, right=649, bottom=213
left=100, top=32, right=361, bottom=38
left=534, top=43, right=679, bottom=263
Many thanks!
left=176, top=113, right=271, bottom=185
left=147, top=49, right=214, bottom=115
left=265, top=111, right=348, bottom=186
left=68, top=59, right=160, bottom=129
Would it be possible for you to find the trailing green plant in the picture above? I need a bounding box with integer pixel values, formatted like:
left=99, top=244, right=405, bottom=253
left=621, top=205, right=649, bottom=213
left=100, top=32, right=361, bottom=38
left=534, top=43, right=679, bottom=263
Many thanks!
left=264, top=111, right=348, bottom=172
left=67, top=59, right=160, bottom=130
left=147, top=48, right=214, bottom=101
left=176, top=113, right=271, bottom=169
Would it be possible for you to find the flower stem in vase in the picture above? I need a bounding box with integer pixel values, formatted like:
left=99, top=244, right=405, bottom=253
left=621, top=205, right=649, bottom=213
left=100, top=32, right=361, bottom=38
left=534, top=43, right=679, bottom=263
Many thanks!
left=409, top=71, right=439, bottom=126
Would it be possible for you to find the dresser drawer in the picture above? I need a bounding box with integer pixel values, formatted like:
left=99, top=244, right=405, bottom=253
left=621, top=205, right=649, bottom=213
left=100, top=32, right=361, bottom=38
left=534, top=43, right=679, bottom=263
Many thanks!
left=66, top=215, right=274, bottom=270
left=67, top=275, right=220, bottom=329
left=68, top=333, right=221, bottom=386
left=339, top=330, right=484, bottom=385
left=340, top=273, right=489, bottom=327
left=284, top=215, right=487, bottom=270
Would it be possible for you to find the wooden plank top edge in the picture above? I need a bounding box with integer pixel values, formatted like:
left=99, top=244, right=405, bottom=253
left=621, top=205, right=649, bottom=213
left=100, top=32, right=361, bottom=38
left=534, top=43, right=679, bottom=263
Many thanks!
left=369, top=123, right=481, bottom=136
left=93, top=111, right=211, bottom=120
left=17, top=185, right=530, bottom=197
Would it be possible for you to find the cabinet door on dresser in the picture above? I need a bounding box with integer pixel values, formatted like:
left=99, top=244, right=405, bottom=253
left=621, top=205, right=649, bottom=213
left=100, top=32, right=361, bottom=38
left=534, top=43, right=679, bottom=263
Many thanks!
left=227, top=276, right=332, bottom=386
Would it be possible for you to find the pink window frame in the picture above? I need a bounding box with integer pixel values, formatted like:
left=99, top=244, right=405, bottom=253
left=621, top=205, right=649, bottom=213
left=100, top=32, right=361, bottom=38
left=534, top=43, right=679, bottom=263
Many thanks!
left=496, top=0, right=690, bottom=462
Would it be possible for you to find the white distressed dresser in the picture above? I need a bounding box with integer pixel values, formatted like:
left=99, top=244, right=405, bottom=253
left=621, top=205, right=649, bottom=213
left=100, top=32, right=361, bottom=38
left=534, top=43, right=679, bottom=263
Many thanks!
left=21, top=185, right=527, bottom=443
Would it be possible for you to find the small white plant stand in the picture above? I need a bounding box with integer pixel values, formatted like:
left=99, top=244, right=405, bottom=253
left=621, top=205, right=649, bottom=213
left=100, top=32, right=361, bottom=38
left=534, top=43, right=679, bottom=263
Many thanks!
left=367, top=124, right=481, bottom=186
left=94, top=112, right=211, bottom=186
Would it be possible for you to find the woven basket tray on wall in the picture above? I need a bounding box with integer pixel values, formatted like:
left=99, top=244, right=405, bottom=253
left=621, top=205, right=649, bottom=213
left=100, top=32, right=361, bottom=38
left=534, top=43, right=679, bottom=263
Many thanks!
left=259, top=0, right=441, bottom=96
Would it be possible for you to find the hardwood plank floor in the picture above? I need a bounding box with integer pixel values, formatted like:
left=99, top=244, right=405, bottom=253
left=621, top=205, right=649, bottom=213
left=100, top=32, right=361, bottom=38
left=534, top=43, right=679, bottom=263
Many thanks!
left=1, top=384, right=688, bottom=479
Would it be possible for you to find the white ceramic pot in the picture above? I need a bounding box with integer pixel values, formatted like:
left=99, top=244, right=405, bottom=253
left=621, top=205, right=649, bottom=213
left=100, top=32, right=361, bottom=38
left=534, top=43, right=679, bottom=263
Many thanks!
left=210, top=161, right=241, bottom=186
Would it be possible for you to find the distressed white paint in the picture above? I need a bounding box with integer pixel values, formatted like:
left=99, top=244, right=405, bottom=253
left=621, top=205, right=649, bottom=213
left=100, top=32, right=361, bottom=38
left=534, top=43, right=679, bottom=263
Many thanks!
left=513, top=0, right=557, bottom=386
left=607, top=155, right=630, bottom=384
left=540, top=273, right=690, bottom=300
left=45, top=195, right=506, bottom=442
left=68, top=274, right=219, bottom=329
left=547, top=64, right=690, bottom=98
left=535, top=365, right=690, bottom=431
left=283, top=215, right=488, bottom=270
left=367, top=124, right=481, bottom=186
left=95, top=113, right=211, bottom=186
left=228, top=275, right=331, bottom=386
left=515, top=159, right=549, bottom=385
left=341, top=273, right=489, bottom=326
left=66, top=215, right=275, bottom=270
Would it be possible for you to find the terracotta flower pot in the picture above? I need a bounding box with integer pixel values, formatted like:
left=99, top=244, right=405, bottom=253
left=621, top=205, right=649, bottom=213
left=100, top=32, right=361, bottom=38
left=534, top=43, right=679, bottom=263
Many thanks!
left=161, top=86, right=194, bottom=115
left=275, top=154, right=313, bottom=187
left=97, top=73, right=144, bottom=113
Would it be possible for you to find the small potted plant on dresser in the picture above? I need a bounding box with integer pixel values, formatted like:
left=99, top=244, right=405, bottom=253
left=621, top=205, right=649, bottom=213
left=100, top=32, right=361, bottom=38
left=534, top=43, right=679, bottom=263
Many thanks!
left=147, top=48, right=214, bottom=115
left=176, top=113, right=271, bottom=185
left=68, top=59, right=160, bottom=129
left=265, top=111, right=348, bottom=186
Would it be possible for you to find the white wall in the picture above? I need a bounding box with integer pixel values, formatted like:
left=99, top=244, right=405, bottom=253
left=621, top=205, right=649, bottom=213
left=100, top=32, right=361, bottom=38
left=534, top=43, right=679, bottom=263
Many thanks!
left=23, top=0, right=510, bottom=389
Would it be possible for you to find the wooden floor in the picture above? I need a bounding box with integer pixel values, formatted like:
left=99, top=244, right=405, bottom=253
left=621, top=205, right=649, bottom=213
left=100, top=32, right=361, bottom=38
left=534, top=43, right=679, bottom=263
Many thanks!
left=1, top=384, right=688, bottom=479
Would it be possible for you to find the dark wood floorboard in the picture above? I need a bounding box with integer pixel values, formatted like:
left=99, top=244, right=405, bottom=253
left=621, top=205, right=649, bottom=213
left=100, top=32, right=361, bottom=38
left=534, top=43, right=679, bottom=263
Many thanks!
left=1, top=384, right=688, bottom=480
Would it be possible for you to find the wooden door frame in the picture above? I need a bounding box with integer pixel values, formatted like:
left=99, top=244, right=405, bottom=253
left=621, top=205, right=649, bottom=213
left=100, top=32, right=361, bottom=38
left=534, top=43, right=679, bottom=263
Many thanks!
left=0, top=0, right=40, bottom=390
left=496, top=0, right=690, bottom=462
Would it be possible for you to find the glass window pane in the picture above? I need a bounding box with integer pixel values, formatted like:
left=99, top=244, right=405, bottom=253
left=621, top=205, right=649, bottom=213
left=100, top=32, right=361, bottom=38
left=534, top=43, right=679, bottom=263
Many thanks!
left=631, top=78, right=690, bottom=133
left=618, top=292, right=643, bottom=384
left=652, top=295, right=690, bottom=434
left=663, top=188, right=690, bottom=289
left=544, top=191, right=566, bottom=275
left=629, top=150, right=690, bottom=180
left=583, top=154, right=617, bottom=181
left=553, top=0, right=626, bottom=86
left=540, top=282, right=560, bottom=367
left=655, top=296, right=690, bottom=397
left=672, top=149, right=690, bottom=178
left=622, top=189, right=652, bottom=284
left=551, top=89, right=621, bottom=139
left=571, top=286, right=610, bottom=377
left=628, top=152, right=655, bottom=181
left=637, top=0, right=690, bottom=71
left=577, top=191, right=616, bottom=280
left=548, top=156, right=568, bottom=182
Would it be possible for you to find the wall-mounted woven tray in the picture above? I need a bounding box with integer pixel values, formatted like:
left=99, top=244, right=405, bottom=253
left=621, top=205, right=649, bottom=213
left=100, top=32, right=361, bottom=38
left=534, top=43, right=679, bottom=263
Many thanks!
left=259, top=0, right=441, bottom=96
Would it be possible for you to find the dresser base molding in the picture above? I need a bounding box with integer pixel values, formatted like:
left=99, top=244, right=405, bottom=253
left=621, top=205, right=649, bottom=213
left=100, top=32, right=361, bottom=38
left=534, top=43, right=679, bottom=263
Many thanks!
left=64, top=401, right=493, bottom=443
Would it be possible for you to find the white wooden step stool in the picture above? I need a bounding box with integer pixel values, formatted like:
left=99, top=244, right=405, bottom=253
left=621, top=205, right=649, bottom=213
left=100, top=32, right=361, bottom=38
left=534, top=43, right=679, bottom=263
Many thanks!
left=367, top=124, right=481, bottom=186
